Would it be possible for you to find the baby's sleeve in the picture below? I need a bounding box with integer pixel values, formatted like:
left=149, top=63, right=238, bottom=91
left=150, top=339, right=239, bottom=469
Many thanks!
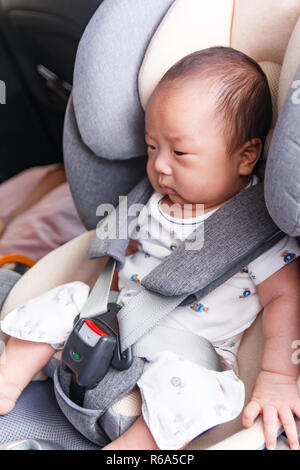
left=0, top=281, right=90, bottom=349
left=246, top=235, right=300, bottom=286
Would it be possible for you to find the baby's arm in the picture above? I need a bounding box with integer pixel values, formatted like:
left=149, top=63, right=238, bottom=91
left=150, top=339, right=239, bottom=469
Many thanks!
left=0, top=337, right=55, bottom=414
left=242, top=259, right=300, bottom=450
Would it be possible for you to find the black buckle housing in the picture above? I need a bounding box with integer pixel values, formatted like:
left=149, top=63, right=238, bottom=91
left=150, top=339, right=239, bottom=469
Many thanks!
left=62, top=303, right=133, bottom=390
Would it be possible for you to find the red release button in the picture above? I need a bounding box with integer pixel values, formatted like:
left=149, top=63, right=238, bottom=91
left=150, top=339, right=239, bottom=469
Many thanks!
left=85, top=320, right=109, bottom=337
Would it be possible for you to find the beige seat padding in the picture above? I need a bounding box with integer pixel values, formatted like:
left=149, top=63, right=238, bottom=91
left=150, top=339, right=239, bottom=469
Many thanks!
left=232, top=0, right=300, bottom=157
left=139, top=0, right=300, bottom=111
left=139, top=0, right=300, bottom=159
left=138, top=0, right=234, bottom=110
left=231, top=0, right=300, bottom=68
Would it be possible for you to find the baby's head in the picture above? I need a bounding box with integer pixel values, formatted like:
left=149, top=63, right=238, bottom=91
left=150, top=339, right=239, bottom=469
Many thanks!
left=145, top=46, right=272, bottom=212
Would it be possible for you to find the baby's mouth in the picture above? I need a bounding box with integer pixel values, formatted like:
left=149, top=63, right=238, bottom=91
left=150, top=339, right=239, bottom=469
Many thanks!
left=159, top=184, right=176, bottom=195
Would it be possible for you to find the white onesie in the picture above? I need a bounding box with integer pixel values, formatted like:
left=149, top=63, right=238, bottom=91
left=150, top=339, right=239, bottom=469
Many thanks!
left=1, top=175, right=300, bottom=449
left=116, top=176, right=300, bottom=448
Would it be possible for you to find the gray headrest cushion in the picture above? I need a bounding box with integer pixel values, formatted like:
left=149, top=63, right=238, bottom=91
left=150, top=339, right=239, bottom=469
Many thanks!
left=63, top=96, right=147, bottom=229
left=265, top=64, right=300, bottom=237
left=72, top=0, right=174, bottom=161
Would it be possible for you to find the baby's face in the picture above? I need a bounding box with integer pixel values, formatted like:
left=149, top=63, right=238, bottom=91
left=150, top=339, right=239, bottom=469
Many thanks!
left=145, top=81, right=250, bottom=212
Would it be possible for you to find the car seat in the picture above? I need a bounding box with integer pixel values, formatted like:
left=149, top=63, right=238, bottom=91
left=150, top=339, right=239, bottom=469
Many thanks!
left=0, top=0, right=300, bottom=450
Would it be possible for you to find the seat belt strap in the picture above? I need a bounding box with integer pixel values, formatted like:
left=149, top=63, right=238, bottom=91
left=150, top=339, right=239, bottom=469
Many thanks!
left=79, top=257, right=116, bottom=319
left=117, top=288, right=187, bottom=352
left=133, top=325, right=223, bottom=371
left=77, top=258, right=222, bottom=372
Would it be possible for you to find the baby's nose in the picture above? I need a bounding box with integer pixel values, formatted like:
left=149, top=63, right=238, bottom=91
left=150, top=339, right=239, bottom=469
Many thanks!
left=154, top=152, right=172, bottom=175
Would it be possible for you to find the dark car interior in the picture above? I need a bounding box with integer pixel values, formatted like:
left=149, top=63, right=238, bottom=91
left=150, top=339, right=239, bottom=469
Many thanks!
left=0, top=0, right=102, bottom=182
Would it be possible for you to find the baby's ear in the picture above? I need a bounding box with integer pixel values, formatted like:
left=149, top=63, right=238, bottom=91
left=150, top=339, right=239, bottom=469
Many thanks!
left=238, top=138, right=262, bottom=176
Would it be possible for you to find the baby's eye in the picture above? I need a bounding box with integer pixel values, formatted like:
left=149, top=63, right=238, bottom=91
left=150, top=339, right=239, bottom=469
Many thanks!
left=174, top=150, right=186, bottom=156
left=146, top=144, right=156, bottom=151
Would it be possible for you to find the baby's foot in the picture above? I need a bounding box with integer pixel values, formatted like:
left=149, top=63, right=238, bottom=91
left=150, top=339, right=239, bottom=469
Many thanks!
left=0, top=373, right=22, bottom=415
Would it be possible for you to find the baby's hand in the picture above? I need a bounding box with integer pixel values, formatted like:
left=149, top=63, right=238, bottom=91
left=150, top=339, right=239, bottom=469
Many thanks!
left=242, top=370, right=300, bottom=450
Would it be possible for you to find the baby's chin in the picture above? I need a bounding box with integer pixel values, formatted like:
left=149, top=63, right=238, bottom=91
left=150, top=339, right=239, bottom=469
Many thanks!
left=161, top=192, right=194, bottom=208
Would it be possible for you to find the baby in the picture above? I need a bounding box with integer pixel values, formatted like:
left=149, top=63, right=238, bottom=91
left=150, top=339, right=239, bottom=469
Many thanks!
left=0, top=47, right=300, bottom=451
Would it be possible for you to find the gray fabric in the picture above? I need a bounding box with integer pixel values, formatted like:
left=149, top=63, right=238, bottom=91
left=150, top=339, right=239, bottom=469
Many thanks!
left=72, top=0, right=175, bottom=160
left=43, top=356, right=60, bottom=380
left=0, top=269, right=21, bottom=312
left=58, top=357, right=144, bottom=411
left=54, top=368, right=109, bottom=447
left=63, top=96, right=147, bottom=229
left=84, top=357, right=145, bottom=411
left=87, top=176, right=153, bottom=264
left=265, top=64, right=300, bottom=237
left=0, top=438, right=64, bottom=450
left=98, top=408, right=139, bottom=443
left=142, top=182, right=285, bottom=299
left=88, top=179, right=284, bottom=300
left=55, top=357, right=145, bottom=445
left=190, top=230, right=286, bottom=304
left=0, top=355, right=140, bottom=448
left=64, top=0, right=176, bottom=228
left=0, top=379, right=99, bottom=450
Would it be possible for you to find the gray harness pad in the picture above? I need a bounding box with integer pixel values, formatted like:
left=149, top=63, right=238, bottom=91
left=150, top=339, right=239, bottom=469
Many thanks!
left=88, top=178, right=284, bottom=305
left=54, top=357, right=145, bottom=446
left=143, top=181, right=285, bottom=302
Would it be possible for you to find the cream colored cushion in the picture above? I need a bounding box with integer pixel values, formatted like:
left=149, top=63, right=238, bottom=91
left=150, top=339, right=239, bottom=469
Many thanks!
left=138, top=0, right=234, bottom=109
left=138, top=0, right=300, bottom=158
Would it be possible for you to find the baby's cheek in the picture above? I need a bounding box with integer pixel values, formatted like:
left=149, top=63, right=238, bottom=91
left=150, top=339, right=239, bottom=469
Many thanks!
left=146, top=164, right=157, bottom=186
left=179, top=177, right=216, bottom=205
left=181, top=178, right=202, bottom=198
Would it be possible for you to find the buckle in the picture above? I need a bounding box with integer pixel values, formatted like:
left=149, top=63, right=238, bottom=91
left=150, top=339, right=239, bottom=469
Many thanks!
left=62, top=303, right=133, bottom=389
